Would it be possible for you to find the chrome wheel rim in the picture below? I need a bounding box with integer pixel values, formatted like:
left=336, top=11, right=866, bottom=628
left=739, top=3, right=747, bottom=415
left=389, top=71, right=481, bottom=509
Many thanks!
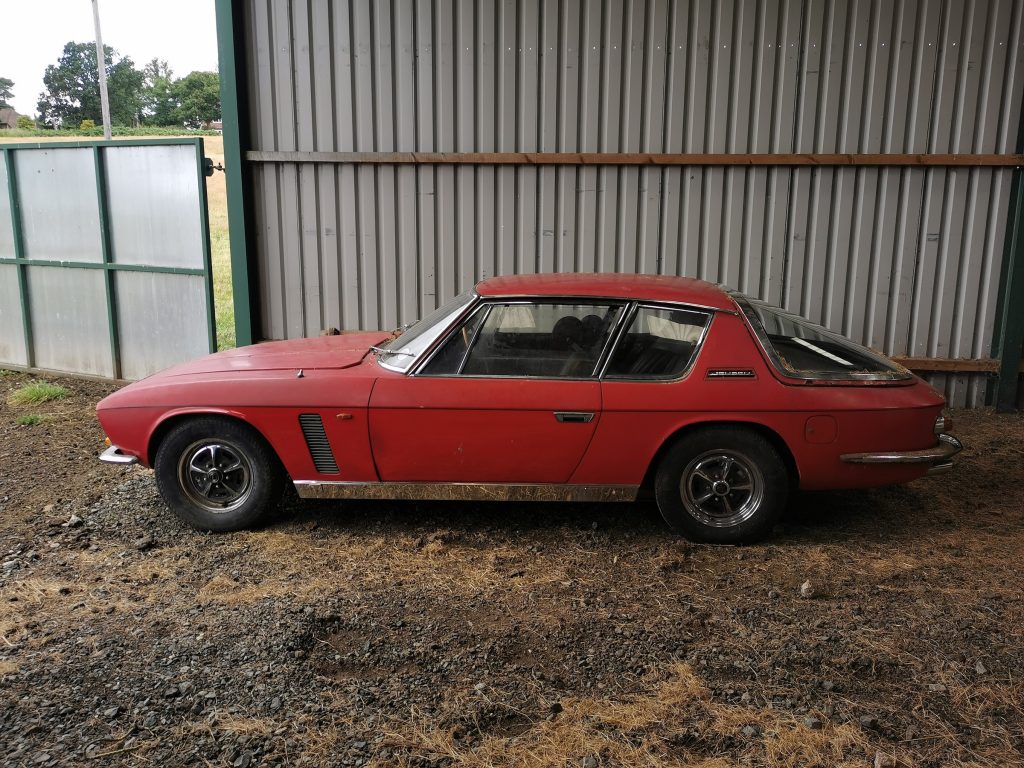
left=177, top=439, right=253, bottom=514
left=680, top=450, right=764, bottom=528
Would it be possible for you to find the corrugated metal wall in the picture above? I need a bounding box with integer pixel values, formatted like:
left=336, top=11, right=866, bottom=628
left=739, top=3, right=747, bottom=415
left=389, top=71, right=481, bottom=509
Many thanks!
left=241, top=0, right=1024, bottom=406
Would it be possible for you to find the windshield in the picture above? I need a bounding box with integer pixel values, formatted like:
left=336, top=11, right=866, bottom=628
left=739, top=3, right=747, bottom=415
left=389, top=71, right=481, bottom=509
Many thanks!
left=734, top=294, right=910, bottom=381
left=375, top=291, right=477, bottom=372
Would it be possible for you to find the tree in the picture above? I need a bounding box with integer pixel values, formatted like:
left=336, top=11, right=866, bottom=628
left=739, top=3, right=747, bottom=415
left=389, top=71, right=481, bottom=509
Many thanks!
left=142, top=58, right=177, bottom=126
left=0, top=77, right=13, bottom=107
left=36, top=41, right=144, bottom=127
left=17, top=115, right=35, bottom=130
left=172, top=71, right=220, bottom=128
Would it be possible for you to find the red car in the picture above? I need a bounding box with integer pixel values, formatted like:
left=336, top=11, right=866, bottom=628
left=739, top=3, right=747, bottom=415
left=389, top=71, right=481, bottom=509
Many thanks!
left=97, top=273, right=961, bottom=543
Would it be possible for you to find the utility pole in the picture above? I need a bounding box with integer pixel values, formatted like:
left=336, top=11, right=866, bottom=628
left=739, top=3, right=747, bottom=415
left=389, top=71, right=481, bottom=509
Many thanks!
left=91, top=0, right=112, bottom=140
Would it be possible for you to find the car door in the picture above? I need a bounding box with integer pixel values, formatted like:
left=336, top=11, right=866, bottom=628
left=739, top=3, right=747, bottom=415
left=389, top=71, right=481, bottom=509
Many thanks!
left=570, top=304, right=716, bottom=485
left=368, top=301, right=623, bottom=483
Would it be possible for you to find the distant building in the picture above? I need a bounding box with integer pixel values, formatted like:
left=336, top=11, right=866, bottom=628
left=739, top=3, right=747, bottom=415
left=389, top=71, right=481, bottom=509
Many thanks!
left=0, top=107, right=21, bottom=130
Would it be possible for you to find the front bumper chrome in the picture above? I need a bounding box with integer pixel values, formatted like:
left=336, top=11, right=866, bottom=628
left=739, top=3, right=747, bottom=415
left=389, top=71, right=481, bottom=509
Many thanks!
left=840, top=433, right=962, bottom=474
left=99, top=445, right=139, bottom=465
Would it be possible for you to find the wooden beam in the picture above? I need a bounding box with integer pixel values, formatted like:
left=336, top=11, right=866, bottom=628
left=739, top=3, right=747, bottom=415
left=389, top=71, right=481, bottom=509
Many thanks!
left=891, top=357, right=1007, bottom=374
left=246, top=150, right=1024, bottom=167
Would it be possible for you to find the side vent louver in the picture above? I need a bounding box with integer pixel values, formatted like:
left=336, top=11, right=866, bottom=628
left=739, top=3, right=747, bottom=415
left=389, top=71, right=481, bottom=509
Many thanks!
left=298, top=414, right=340, bottom=474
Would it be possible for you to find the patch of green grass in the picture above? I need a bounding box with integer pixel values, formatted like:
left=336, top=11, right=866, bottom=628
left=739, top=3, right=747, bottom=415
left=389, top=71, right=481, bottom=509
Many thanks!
left=203, top=136, right=236, bottom=351
left=0, top=369, right=16, bottom=377
left=15, top=414, right=46, bottom=426
left=8, top=382, right=70, bottom=405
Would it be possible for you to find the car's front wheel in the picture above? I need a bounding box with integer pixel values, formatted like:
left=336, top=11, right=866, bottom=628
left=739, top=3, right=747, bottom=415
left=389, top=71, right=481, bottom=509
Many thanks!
left=654, top=427, right=789, bottom=544
left=154, top=416, right=284, bottom=531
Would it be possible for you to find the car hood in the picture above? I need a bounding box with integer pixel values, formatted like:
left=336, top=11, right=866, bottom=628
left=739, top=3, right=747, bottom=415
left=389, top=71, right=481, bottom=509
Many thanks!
left=150, top=331, right=393, bottom=378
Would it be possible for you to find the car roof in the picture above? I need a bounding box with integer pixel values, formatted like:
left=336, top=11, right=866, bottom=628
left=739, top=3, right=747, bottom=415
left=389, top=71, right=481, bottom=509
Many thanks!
left=475, top=272, right=737, bottom=311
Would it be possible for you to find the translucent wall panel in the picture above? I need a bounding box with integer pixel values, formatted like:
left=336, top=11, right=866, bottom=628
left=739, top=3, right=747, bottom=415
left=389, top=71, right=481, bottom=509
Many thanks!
left=0, top=265, right=27, bottom=367
left=115, top=271, right=209, bottom=379
left=0, top=157, right=14, bottom=259
left=104, top=145, right=205, bottom=268
left=15, top=149, right=102, bottom=263
left=27, top=267, right=112, bottom=376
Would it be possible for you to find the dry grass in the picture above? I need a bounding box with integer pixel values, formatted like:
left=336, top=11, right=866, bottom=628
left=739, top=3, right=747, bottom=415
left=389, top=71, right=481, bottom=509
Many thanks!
left=190, top=527, right=576, bottom=610
left=0, top=578, right=71, bottom=645
left=372, top=663, right=872, bottom=768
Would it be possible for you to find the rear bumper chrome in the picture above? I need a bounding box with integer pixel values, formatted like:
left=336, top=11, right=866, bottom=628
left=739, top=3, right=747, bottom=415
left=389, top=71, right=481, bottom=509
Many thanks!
left=840, top=433, right=962, bottom=471
left=99, top=446, right=139, bottom=465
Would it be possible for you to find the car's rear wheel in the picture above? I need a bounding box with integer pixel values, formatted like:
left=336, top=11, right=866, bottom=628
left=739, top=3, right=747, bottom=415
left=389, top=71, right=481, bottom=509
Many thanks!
left=654, top=427, right=788, bottom=544
left=154, top=416, right=284, bottom=531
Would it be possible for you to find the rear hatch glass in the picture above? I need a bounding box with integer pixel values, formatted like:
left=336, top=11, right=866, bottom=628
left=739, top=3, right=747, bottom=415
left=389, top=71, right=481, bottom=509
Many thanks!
left=734, top=295, right=910, bottom=381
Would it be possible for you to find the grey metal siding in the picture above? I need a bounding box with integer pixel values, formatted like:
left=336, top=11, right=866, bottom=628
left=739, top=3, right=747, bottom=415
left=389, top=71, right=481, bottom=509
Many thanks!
left=242, top=0, right=1024, bottom=406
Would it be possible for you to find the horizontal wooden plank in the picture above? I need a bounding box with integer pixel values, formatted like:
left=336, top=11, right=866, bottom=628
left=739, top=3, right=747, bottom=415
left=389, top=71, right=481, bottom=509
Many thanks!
left=892, top=357, right=1005, bottom=374
left=246, top=151, right=1024, bottom=167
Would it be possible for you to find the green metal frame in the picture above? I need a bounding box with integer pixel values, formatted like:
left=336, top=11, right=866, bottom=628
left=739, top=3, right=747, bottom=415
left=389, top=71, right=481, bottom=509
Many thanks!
left=3, top=147, right=34, bottom=368
left=993, top=111, right=1024, bottom=412
left=0, top=138, right=217, bottom=379
left=216, top=0, right=257, bottom=346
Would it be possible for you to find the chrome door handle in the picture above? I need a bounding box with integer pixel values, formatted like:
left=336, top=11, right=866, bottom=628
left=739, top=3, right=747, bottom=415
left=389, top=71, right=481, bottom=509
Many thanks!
left=554, top=411, right=594, bottom=423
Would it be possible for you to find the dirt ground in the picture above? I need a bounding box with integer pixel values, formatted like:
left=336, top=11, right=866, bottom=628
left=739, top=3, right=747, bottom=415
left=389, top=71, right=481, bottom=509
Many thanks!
left=1, top=370, right=1022, bottom=768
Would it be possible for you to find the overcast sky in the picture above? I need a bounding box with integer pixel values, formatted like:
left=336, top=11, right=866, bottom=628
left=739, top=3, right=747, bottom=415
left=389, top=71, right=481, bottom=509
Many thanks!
left=1, top=0, right=219, bottom=115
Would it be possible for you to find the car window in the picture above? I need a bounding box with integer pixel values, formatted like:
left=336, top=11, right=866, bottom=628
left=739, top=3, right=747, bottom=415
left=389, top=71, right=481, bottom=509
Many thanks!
left=735, top=295, right=909, bottom=379
left=418, top=307, right=488, bottom=375
left=375, top=291, right=476, bottom=372
left=605, top=306, right=710, bottom=378
left=426, top=302, right=621, bottom=377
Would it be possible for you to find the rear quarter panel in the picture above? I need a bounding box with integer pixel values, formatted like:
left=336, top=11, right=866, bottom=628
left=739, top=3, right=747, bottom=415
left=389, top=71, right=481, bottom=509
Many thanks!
left=572, top=312, right=944, bottom=490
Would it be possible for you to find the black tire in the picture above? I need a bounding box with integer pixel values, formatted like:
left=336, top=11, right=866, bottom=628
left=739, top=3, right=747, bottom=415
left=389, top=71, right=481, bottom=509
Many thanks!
left=154, top=416, right=284, bottom=532
left=654, top=427, right=789, bottom=544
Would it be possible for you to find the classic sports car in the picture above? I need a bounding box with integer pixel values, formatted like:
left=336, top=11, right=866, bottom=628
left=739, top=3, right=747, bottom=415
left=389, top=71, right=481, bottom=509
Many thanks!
left=97, top=273, right=961, bottom=543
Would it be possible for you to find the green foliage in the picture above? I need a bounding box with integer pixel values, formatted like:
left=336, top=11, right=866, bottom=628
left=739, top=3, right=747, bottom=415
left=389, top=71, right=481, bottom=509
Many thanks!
left=8, top=382, right=70, bottom=405
left=0, top=126, right=221, bottom=138
left=172, top=71, right=220, bottom=128
left=15, top=414, right=46, bottom=426
left=16, top=115, right=34, bottom=130
left=142, top=58, right=178, bottom=126
left=79, top=118, right=96, bottom=130
left=36, top=41, right=145, bottom=127
left=0, top=76, right=13, bottom=107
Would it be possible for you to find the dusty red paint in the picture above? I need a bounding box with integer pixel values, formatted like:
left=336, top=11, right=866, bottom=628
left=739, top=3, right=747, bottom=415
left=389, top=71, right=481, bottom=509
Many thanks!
left=96, top=274, right=948, bottom=493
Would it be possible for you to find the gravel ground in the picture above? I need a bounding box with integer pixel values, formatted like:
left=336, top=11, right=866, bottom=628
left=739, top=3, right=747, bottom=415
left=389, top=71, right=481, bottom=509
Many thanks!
left=1, top=371, right=1023, bottom=767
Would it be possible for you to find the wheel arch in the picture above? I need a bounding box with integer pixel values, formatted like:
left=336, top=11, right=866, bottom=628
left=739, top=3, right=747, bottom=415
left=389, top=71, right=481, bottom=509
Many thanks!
left=641, top=420, right=800, bottom=493
left=146, top=409, right=278, bottom=468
